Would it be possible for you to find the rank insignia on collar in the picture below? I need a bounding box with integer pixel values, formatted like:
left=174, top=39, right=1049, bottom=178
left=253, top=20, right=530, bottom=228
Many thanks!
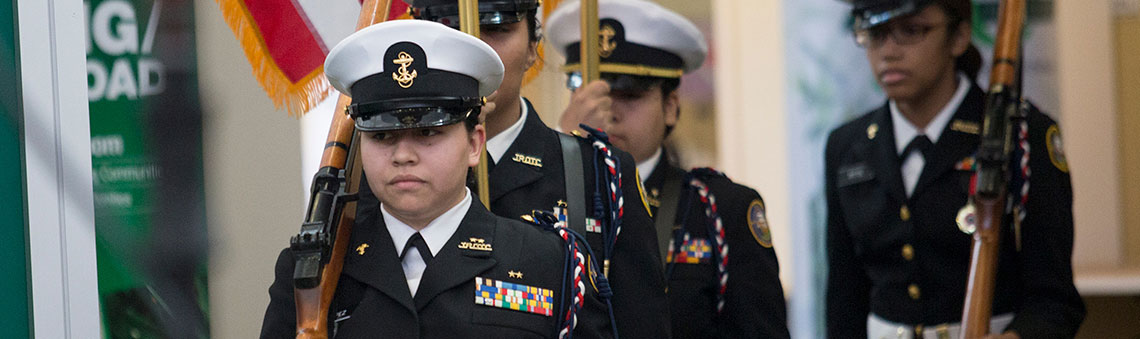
left=458, top=238, right=492, bottom=252
left=667, top=238, right=712, bottom=264
left=867, top=123, right=879, bottom=140
left=511, top=153, right=543, bottom=168
left=355, top=243, right=369, bottom=255
left=951, top=120, right=981, bottom=135
left=475, top=277, right=554, bottom=316
left=748, top=199, right=773, bottom=248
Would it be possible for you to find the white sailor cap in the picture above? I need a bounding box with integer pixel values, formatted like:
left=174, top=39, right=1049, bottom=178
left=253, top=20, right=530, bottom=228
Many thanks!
left=546, top=0, right=707, bottom=82
left=324, top=20, right=504, bottom=132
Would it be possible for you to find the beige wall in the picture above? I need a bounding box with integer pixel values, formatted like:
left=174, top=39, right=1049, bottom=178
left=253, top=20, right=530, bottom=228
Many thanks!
left=194, top=0, right=305, bottom=337
left=1057, top=0, right=1125, bottom=269
left=1117, top=13, right=1140, bottom=266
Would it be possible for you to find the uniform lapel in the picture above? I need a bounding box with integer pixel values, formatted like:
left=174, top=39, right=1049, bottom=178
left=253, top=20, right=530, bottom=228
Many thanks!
left=912, top=86, right=984, bottom=199
left=645, top=156, right=684, bottom=262
left=642, top=156, right=670, bottom=216
left=868, top=105, right=908, bottom=203
left=413, top=202, right=498, bottom=311
left=341, top=211, right=417, bottom=314
left=489, top=100, right=548, bottom=202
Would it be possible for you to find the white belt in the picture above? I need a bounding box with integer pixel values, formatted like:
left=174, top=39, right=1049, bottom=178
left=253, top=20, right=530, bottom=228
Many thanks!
left=867, top=313, right=1014, bottom=339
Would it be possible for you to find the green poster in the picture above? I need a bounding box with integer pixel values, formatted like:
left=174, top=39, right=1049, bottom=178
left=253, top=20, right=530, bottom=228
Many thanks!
left=86, top=0, right=209, bottom=337
left=1, top=0, right=30, bottom=336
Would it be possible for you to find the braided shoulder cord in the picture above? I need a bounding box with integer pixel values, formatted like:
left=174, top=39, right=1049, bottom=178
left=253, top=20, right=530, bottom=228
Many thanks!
left=1013, top=104, right=1031, bottom=250
left=527, top=206, right=618, bottom=339
left=688, top=177, right=729, bottom=313
left=578, top=125, right=625, bottom=268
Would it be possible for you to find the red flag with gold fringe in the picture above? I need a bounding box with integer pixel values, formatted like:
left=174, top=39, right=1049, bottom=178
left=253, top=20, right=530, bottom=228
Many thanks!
left=214, top=0, right=411, bottom=115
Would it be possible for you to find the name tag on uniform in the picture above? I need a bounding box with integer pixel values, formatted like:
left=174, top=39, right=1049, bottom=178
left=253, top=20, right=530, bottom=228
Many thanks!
left=667, top=238, right=712, bottom=264
left=475, top=277, right=554, bottom=317
left=837, top=162, right=874, bottom=187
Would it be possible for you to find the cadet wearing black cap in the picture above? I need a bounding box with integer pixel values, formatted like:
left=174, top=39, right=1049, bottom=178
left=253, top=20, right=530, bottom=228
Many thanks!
left=381, top=1, right=671, bottom=338
left=547, top=1, right=790, bottom=338
left=825, top=0, right=1084, bottom=338
left=260, top=20, right=606, bottom=338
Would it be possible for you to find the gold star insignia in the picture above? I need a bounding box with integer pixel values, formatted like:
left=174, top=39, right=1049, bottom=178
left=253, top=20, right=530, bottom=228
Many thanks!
left=508, top=271, right=523, bottom=279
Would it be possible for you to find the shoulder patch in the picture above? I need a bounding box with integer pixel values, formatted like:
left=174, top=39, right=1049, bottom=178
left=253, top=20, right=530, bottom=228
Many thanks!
left=747, top=199, right=773, bottom=248
left=635, top=168, right=653, bottom=217
left=1045, top=124, right=1068, bottom=173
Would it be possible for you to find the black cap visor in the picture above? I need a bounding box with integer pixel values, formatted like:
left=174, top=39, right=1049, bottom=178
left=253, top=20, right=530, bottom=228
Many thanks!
left=853, top=0, right=926, bottom=30
left=350, top=97, right=481, bottom=132
left=417, top=0, right=537, bottom=27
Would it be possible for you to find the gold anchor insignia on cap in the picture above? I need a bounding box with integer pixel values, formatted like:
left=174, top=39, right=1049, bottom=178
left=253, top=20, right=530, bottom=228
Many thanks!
left=599, top=24, right=617, bottom=58
left=458, top=237, right=493, bottom=252
left=356, top=243, right=369, bottom=255
left=392, top=51, right=417, bottom=89
left=867, top=123, right=879, bottom=140
left=508, top=270, right=523, bottom=279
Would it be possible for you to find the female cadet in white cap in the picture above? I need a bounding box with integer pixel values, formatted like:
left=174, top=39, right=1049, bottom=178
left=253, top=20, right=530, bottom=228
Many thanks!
left=260, top=20, right=605, bottom=339
left=546, top=1, right=790, bottom=338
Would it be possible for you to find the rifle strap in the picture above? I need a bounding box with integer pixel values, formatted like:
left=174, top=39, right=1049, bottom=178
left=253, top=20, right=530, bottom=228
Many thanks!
left=559, top=133, right=588, bottom=237
left=653, top=168, right=683, bottom=265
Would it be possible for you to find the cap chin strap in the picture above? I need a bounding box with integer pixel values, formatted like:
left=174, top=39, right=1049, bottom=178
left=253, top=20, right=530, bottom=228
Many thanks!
left=348, top=96, right=483, bottom=119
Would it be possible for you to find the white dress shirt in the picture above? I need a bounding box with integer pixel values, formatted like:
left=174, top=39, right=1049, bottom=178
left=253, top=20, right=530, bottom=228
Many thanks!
left=486, top=97, right=529, bottom=164
left=381, top=188, right=472, bottom=296
left=890, top=73, right=971, bottom=197
left=636, top=147, right=663, bottom=186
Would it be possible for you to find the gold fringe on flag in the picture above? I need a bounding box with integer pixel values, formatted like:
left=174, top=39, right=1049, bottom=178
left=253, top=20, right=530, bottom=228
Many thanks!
left=214, top=0, right=332, bottom=116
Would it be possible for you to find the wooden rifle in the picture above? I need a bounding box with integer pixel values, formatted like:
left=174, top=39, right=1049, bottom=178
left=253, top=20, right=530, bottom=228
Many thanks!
left=958, top=0, right=1026, bottom=337
left=290, top=1, right=392, bottom=337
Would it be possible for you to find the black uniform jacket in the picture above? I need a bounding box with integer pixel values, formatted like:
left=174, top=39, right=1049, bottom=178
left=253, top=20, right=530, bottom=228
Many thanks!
left=825, top=85, right=1085, bottom=339
left=260, top=202, right=609, bottom=338
left=643, top=159, right=790, bottom=339
left=485, top=99, right=669, bottom=338
left=349, top=99, right=669, bottom=338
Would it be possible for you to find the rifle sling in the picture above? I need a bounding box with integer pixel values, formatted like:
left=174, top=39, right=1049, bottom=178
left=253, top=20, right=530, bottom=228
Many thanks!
left=559, top=133, right=588, bottom=237
left=653, top=168, right=683, bottom=265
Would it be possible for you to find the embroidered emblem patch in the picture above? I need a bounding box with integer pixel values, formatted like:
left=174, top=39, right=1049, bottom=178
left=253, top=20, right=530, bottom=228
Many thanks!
left=585, top=218, right=602, bottom=233
left=1046, top=125, right=1068, bottom=173
left=475, top=277, right=554, bottom=316
left=748, top=200, right=773, bottom=248
left=667, top=238, right=712, bottom=264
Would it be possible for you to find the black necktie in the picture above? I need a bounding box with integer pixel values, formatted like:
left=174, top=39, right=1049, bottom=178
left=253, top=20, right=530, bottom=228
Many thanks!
left=900, top=135, right=934, bottom=160
left=400, top=232, right=433, bottom=264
